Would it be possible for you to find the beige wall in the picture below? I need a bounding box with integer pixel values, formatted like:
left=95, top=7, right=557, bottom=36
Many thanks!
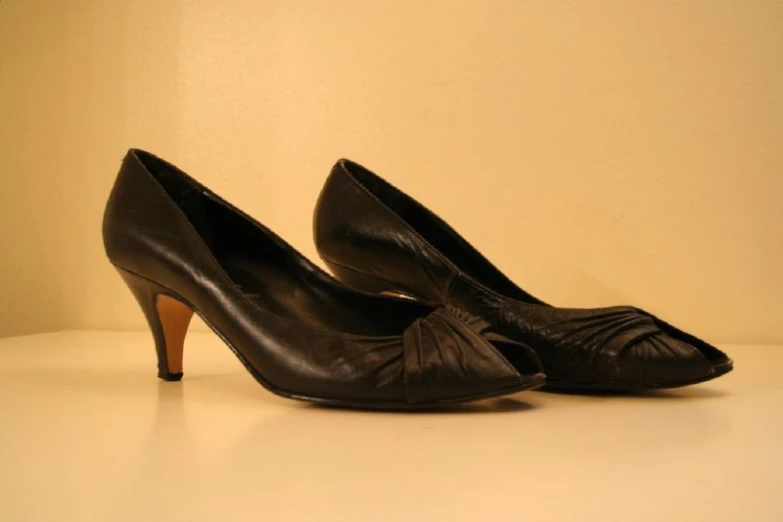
left=1, top=0, right=781, bottom=343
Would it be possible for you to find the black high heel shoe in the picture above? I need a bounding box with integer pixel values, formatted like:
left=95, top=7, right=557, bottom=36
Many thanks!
left=313, top=159, right=733, bottom=391
left=103, top=150, right=544, bottom=409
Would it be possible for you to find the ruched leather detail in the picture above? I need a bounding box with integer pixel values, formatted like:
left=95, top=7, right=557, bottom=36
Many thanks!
left=401, top=307, right=522, bottom=403
left=518, top=305, right=716, bottom=385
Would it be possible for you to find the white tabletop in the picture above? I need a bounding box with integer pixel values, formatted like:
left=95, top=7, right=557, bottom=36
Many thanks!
left=1, top=331, right=780, bottom=522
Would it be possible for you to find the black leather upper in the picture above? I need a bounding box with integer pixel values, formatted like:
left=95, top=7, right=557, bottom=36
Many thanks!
left=103, top=150, right=543, bottom=406
left=314, top=159, right=733, bottom=389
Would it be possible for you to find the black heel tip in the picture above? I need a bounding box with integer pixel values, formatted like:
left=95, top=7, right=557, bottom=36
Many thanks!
left=158, top=371, right=184, bottom=381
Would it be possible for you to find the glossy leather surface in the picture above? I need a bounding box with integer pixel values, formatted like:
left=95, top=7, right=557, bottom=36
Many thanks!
left=103, top=150, right=544, bottom=407
left=314, top=159, right=733, bottom=390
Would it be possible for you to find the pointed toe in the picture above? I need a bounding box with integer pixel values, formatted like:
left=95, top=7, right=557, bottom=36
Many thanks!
left=616, top=333, right=714, bottom=388
left=616, top=312, right=735, bottom=388
left=401, top=308, right=535, bottom=404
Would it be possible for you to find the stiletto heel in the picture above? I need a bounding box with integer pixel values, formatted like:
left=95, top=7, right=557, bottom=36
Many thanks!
left=102, top=149, right=544, bottom=408
left=116, top=268, right=194, bottom=381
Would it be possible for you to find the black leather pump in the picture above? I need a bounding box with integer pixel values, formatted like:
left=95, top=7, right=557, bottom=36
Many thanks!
left=313, top=159, right=733, bottom=391
left=103, top=150, right=544, bottom=409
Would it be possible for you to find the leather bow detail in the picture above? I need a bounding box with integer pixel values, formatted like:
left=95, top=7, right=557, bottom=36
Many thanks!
left=539, top=306, right=713, bottom=382
left=400, top=306, right=523, bottom=404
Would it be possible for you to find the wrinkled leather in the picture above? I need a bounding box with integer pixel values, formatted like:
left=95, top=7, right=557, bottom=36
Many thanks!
left=314, top=159, right=733, bottom=389
left=401, top=307, right=524, bottom=402
left=103, top=150, right=541, bottom=405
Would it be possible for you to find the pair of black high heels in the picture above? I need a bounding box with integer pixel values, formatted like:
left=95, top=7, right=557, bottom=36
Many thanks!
left=104, top=150, right=732, bottom=409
